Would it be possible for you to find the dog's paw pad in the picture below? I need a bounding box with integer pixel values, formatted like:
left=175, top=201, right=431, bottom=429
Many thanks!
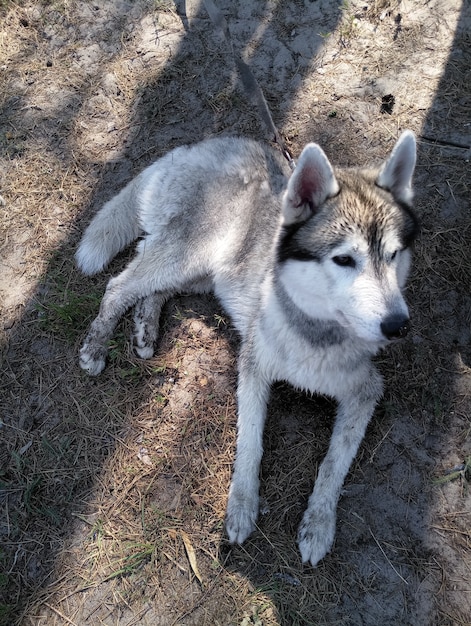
left=297, top=509, right=336, bottom=567
left=79, top=345, right=107, bottom=376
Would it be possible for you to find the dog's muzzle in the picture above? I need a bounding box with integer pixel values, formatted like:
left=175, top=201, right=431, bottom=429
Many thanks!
left=380, top=315, right=410, bottom=340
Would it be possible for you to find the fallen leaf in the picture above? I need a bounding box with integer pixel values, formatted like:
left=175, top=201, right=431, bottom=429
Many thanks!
left=180, top=530, right=203, bottom=585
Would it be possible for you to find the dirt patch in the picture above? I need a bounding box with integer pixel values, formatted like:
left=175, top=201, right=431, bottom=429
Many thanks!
left=0, top=0, right=470, bottom=625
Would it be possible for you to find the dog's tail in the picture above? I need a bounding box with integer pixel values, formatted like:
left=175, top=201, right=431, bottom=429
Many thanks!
left=75, top=180, right=141, bottom=275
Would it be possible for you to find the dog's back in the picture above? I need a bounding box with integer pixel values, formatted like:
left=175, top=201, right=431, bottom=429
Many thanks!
left=76, top=138, right=287, bottom=272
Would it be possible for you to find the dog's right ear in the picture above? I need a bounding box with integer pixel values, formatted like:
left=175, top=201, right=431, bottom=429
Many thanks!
left=282, top=143, right=339, bottom=224
left=376, top=130, right=416, bottom=205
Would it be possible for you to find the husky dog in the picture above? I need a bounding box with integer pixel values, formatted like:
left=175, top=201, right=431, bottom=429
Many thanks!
left=76, top=132, right=418, bottom=566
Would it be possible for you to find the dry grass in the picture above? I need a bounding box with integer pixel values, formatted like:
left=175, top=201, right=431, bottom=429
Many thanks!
left=1, top=1, right=470, bottom=625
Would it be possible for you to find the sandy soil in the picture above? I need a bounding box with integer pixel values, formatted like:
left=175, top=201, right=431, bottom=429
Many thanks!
left=0, top=1, right=470, bottom=624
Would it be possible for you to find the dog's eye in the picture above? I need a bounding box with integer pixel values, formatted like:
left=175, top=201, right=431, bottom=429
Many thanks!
left=391, top=250, right=397, bottom=261
left=333, top=255, right=356, bottom=268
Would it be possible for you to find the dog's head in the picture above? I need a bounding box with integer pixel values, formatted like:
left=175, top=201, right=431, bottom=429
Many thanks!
left=277, top=131, right=419, bottom=345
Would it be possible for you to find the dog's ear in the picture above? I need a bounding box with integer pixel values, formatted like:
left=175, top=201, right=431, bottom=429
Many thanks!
left=282, top=143, right=339, bottom=224
left=376, top=130, right=416, bottom=205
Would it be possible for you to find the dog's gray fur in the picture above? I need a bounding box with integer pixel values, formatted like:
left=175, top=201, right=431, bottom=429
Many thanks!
left=76, top=132, right=418, bottom=566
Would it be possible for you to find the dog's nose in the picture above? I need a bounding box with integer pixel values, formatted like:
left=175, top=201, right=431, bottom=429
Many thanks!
left=380, top=315, right=410, bottom=340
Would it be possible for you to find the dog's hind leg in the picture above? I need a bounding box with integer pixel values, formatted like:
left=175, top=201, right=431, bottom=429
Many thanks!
left=80, top=268, right=153, bottom=376
left=132, top=293, right=168, bottom=359
left=132, top=277, right=214, bottom=360
left=80, top=240, right=204, bottom=375
left=297, top=366, right=383, bottom=567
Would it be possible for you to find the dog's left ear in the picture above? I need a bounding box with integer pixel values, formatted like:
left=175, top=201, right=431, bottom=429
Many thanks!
left=376, top=130, right=416, bottom=205
left=282, top=143, right=339, bottom=224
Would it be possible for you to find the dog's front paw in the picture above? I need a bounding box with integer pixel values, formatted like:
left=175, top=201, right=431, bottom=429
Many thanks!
left=297, top=507, right=336, bottom=567
left=79, top=343, right=107, bottom=376
left=225, top=488, right=259, bottom=544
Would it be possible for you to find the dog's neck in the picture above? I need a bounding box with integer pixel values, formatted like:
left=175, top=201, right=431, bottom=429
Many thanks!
left=271, top=276, right=348, bottom=348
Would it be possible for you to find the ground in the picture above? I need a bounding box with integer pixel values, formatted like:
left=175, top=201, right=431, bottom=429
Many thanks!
left=0, top=0, right=470, bottom=624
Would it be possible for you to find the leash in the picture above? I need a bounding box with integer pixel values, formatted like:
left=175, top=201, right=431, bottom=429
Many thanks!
left=202, top=0, right=296, bottom=171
